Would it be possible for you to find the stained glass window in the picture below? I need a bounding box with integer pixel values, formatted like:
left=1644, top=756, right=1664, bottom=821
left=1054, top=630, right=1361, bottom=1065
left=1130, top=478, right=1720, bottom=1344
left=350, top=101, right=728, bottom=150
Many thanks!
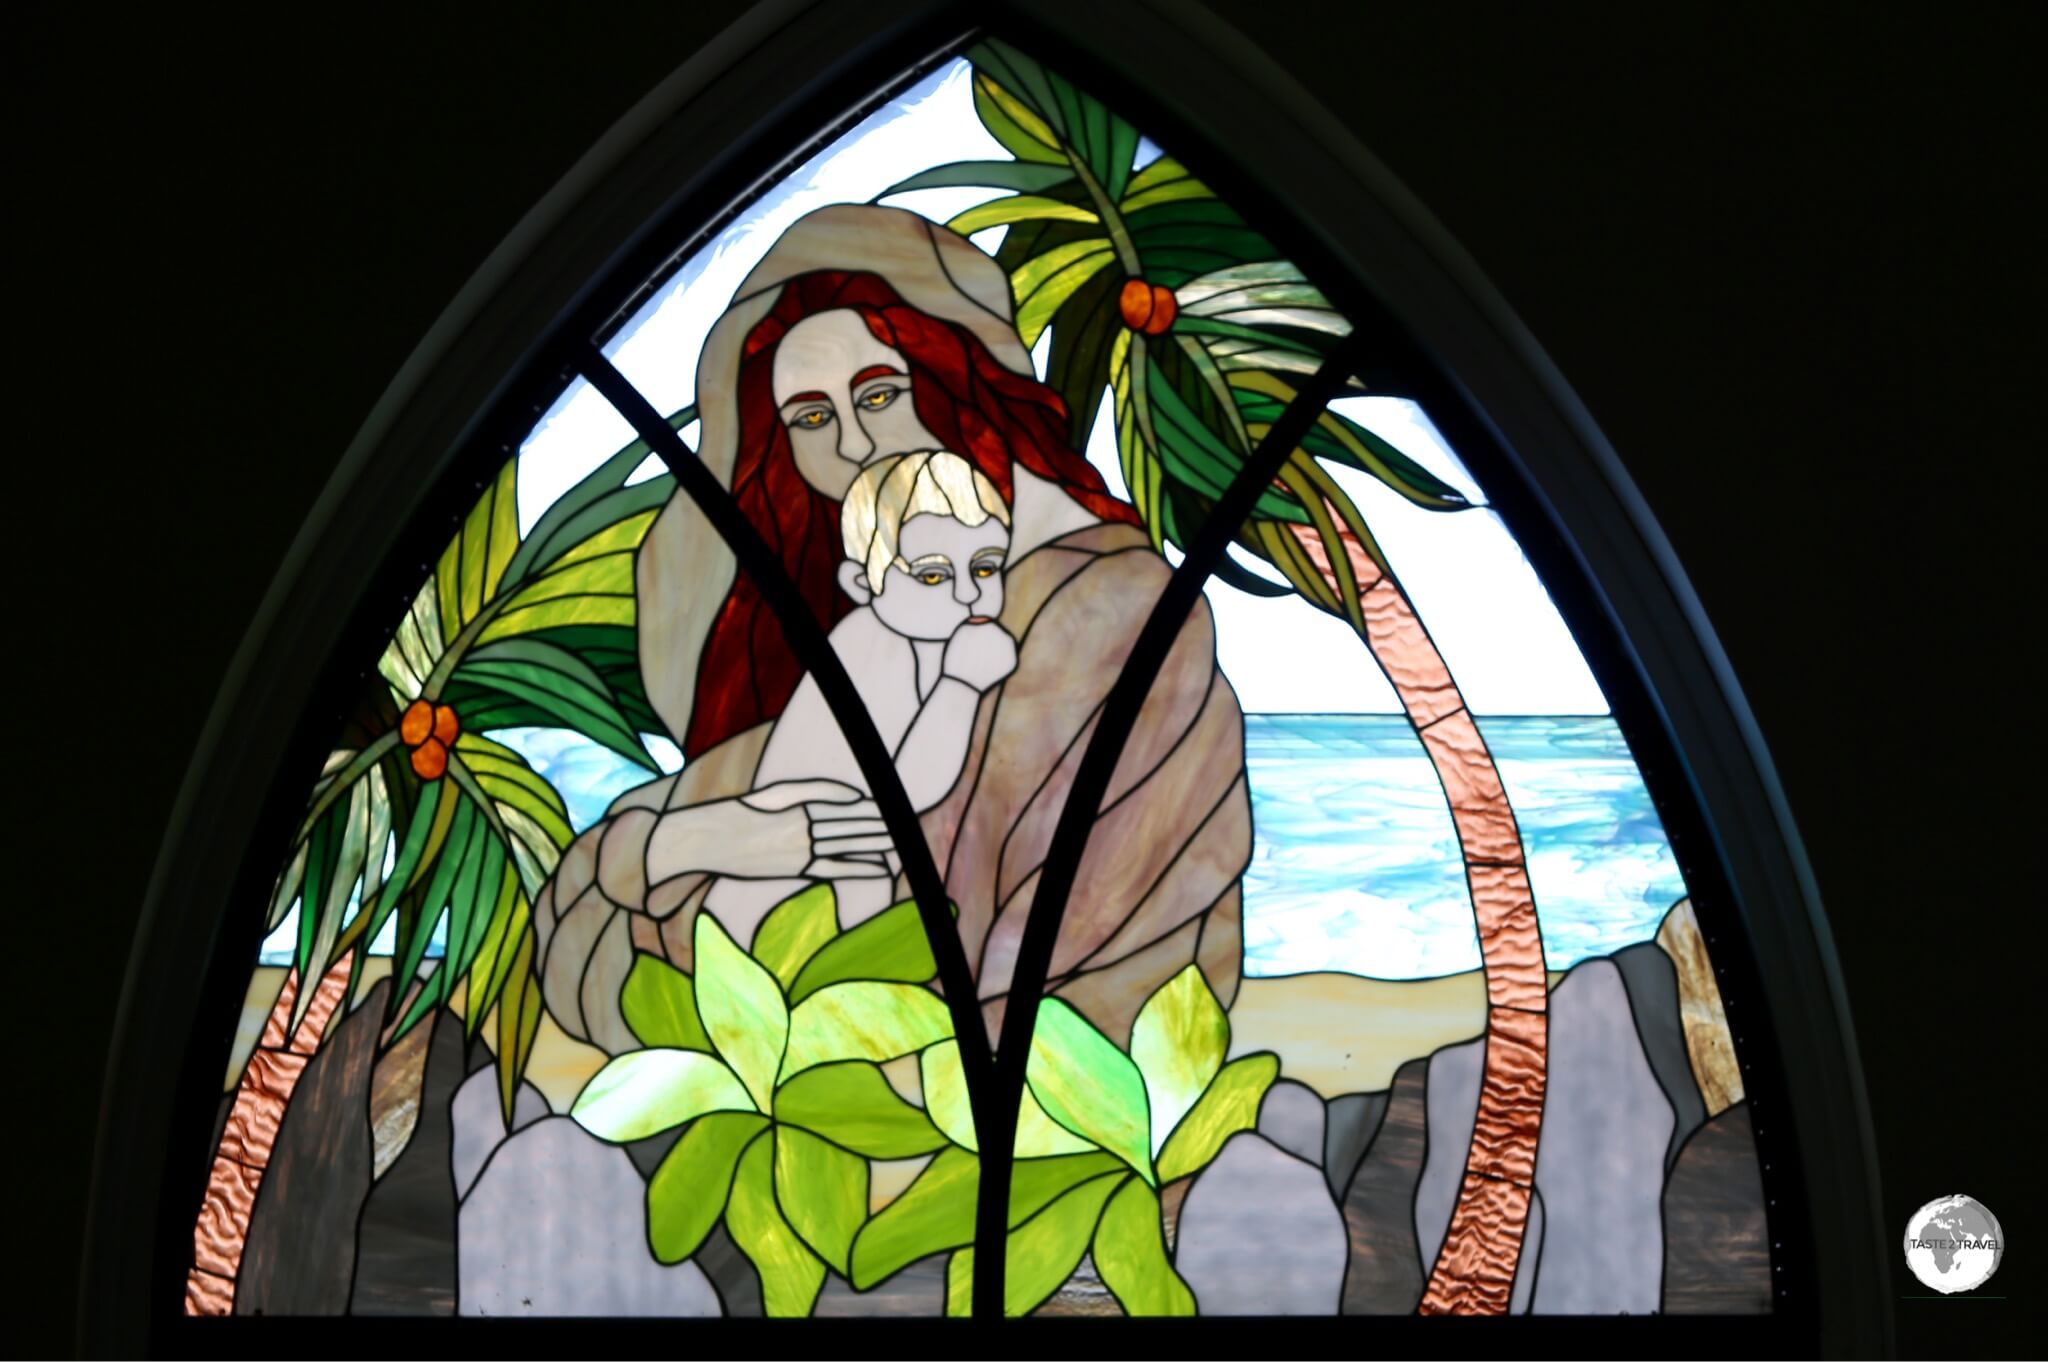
left=164, top=32, right=1791, bottom=1331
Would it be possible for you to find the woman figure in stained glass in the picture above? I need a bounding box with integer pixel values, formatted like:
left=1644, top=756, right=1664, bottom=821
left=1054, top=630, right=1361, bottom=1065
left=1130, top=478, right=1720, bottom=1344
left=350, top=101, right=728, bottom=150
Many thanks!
left=536, top=203, right=1251, bottom=1054
left=700, top=449, right=1020, bottom=939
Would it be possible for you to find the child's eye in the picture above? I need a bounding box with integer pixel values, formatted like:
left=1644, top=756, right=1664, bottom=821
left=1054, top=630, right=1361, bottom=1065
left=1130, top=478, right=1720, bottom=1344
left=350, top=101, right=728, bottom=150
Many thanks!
left=790, top=408, right=831, bottom=429
left=918, top=570, right=948, bottom=586
left=857, top=386, right=900, bottom=410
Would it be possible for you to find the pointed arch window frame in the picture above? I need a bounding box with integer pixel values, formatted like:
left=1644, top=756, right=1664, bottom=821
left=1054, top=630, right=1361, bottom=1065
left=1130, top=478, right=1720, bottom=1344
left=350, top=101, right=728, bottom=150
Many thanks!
left=84, top=0, right=1885, bottom=1352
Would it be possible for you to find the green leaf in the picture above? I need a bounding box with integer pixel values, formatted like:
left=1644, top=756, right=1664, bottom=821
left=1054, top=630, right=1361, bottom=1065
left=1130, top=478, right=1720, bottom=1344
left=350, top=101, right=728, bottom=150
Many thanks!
left=453, top=732, right=572, bottom=851
left=727, top=1131, right=826, bottom=1317
left=620, top=955, right=713, bottom=1051
left=1026, top=999, right=1154, bottom=1184
left=1155, top=1052, right=1279, bottom=1183
left=1013, top=239, right=1116, bottom=349
left=391, top=798, right=480, bottom=1004
left=475, top=552, right=638, bottom=644
left=781, top=982, right=952, bottom=1079
left=881, top=159, right=1076, bottom=196
left=436, top=458, right=521, bottom=638
left=570, top=1049, right=754, bottom=1142
left=960, top=1172, right=1127, bottom=1317
left=359, top=776, right=446, bottom=947
left=1092, top=1176, right=1195, bottom=1315
left=1009, top=1151, right=1125, bottom=1227
left=1008, top=1173, right=1126, bottom=1315
left=496, top=924, right=542, bottom=1125
left=920, top=1040, right=1095, bottom=1157
left=647, top=1111, right=768, bottom=1263
left=453, top=637, right=654, bottom=770
left=946, top=1249, right=972, bottom=1318
left=772, top=1062, right=946, bottom=1159
left=788, top=899, right=942, bottom=1004
left=462, top=876, right=532, bottom=1039
left=849, top=1146, right=979, bottom=1289
left=265, top=841, right=307, bottom=932
left=752, top=884, right=839, bottom=993
left=947, top=194, right=1098, bottom=236
left=694, top=912, right=790, bottom=1112
left=970, top=70, right=1066, bottom=166
left=1130, top=965, right=1229, bottom=1158
left=774, top=1126, right=867, bottom=1276
left=1120, top=161, right=1212, bottom=215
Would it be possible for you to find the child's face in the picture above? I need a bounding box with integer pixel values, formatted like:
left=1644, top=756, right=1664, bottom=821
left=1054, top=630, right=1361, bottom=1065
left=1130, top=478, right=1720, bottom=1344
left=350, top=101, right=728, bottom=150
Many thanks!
left=871, top=512, right=1009, bottom=641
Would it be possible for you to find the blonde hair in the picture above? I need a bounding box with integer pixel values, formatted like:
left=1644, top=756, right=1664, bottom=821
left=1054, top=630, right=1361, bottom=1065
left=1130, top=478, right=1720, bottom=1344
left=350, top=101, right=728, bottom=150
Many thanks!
left=841, top=451, right=1010, bottom=593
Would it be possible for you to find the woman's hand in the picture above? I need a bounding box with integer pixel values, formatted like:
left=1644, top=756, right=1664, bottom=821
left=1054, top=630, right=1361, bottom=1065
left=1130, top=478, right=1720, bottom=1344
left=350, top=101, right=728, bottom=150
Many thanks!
left=941, top=620, right=1018, bottom=692
left=646, top=779, right=896, bottom=888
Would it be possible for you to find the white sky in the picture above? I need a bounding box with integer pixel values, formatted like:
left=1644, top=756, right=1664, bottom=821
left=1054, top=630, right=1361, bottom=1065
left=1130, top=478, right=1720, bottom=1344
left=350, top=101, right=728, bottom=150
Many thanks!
left=511, top=58, right=1608, bottom=717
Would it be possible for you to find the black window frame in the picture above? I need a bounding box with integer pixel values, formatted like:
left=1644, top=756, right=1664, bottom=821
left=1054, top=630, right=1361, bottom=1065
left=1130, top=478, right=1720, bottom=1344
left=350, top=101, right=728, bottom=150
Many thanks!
left=84, top=1, right=1885, bottom=1353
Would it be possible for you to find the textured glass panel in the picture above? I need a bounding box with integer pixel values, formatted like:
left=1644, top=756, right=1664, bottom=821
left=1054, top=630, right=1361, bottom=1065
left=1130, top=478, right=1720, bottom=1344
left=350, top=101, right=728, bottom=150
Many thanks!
left=185, top=30, right=1767, bottom=1326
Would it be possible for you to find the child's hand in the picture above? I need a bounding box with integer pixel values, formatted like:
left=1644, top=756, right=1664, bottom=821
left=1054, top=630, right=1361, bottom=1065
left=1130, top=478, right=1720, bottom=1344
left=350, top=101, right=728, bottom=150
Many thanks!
left=941, top=620, right=1018, bottom=691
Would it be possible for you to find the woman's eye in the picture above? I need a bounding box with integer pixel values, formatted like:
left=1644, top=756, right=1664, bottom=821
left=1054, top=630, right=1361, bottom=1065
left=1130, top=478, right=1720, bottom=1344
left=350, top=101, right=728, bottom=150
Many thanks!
left=972, top=564, right=997, bottom=578
left=791, top=408, right=832, bottom=429
left=918, top=571, right=947, bottom=586
left=857, top=386, right=900, bottom=410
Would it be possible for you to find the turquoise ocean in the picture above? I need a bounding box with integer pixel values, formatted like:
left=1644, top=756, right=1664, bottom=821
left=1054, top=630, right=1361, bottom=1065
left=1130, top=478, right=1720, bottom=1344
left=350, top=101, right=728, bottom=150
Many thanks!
left=264, top=714, right=1685, bottom=980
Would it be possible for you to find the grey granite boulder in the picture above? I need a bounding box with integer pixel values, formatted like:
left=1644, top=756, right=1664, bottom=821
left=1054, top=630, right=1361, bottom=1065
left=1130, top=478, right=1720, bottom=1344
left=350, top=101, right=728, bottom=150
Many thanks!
left=1530, top=958, right=1673, bottom=1314
left=1256, top=1079, right=1327, bottom=1167
left=1175, top=1132, right=1346, bottom=1315
left=458, top=1116, right=720, bottom=1316
left=449, top=1064, right=548, bottom=1202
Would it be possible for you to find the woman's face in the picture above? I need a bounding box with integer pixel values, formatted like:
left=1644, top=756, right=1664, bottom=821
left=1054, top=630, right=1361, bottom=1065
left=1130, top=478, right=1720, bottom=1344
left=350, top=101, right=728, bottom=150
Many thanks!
left=772, top=309, right=941, bottom=501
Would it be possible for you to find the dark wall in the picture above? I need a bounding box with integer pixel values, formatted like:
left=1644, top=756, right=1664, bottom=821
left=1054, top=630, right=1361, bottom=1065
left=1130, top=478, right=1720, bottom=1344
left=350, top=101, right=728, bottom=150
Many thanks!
left=19, top=2, right=2030, bottom=1355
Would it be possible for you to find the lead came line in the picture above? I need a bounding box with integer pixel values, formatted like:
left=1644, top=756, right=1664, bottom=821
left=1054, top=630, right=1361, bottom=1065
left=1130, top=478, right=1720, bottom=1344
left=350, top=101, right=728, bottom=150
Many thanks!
left=576, top=347, right=1008, bottom=1308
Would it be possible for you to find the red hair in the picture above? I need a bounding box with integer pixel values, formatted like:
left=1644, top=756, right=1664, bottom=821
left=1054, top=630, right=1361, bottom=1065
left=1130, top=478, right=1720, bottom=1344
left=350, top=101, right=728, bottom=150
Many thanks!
left=681, top=270, right=1138, bottom=759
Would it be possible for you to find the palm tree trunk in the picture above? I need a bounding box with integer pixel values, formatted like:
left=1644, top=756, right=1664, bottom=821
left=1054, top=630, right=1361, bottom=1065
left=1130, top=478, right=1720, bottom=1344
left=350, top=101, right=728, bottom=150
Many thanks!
left=1290, top=519, right=1546, bottom=1315
left=186, top=956, right=354, bottom=1315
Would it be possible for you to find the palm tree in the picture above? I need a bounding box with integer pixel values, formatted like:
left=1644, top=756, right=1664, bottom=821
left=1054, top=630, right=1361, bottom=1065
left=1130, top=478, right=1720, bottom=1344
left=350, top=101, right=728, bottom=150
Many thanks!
left=885, top=40, right=1548, bottom=1313
left=186, top=410, right=694, bottom=1314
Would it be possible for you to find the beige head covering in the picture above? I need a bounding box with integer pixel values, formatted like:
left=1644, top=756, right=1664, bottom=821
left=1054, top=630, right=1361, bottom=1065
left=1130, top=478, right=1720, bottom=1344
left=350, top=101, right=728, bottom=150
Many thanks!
left=636, top=204, right=1032, bottom=746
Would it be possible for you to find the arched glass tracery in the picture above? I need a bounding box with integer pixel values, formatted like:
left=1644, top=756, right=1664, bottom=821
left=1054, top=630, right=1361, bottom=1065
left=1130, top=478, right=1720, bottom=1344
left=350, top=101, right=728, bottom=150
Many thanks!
left=118, top=20, right=1844, bottom=1345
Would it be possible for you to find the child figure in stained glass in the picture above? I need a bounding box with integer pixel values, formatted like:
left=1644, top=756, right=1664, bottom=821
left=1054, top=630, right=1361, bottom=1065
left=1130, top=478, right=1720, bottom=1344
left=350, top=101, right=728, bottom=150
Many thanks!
left=701, top=449, right=1016, bottom=933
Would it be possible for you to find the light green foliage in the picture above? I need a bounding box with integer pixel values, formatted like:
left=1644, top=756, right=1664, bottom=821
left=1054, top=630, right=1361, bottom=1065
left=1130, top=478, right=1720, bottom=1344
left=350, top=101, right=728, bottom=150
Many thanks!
left=1093, top=1176, right=1196, bottom=1315
left=774, top=1063, right=947, bottom=1159
left=1156, top=1053, right=1280, bottom=1183
left=648, top=1111, right=767, bottom=1262
left=571, top=1048, right=754, bottom=1141
left=693, top=914, right=789, bottom=1112
left=851, top=1146, right=980, bottom=1289
left=751, top=883, right=839, bottom=991
left=1131, top=964, right=1229, bottom=1157
left=619, top=955, right=712, bottom=1051
left=774, top=1127, right=868, bottom=1276
left=727, top=1132, right=826, bottom=1318
left=1025, top=999, right=1155, bottom=1184
left=781, top=981, right=952, bottom=1077
left=787, top=899, right=944, bottom=1004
